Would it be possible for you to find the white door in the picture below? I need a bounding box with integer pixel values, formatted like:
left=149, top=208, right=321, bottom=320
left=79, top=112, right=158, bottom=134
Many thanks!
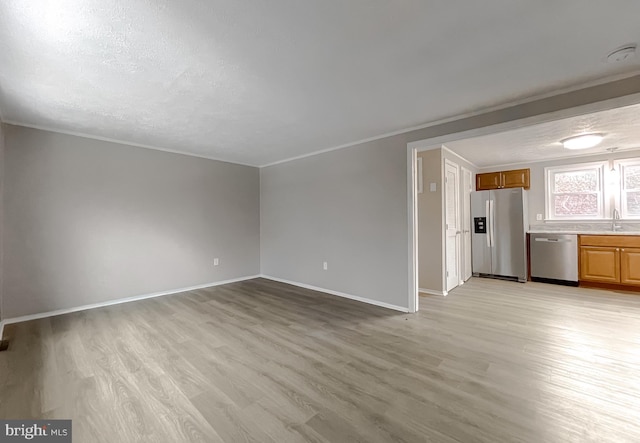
left=461, top=167, right=473, bottom=282
left=444, top=161, right=460, bottom=291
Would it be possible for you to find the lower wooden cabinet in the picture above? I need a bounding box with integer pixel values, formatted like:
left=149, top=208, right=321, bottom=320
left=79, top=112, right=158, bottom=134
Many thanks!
left=578, top=236, right=640, bottom=287
left=580, top=246, right=620, bottom=283
left=620, top=248, right=640, bottom=285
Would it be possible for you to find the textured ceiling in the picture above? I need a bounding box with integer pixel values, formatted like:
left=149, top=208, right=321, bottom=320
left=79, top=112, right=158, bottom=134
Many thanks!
left=1, top=1, right=640, bottom=166
left=445, top=103, right=640, bottom=167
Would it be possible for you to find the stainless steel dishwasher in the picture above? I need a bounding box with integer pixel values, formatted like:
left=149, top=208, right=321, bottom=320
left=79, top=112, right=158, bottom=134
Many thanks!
left=530, top=233, right=578, bottom=285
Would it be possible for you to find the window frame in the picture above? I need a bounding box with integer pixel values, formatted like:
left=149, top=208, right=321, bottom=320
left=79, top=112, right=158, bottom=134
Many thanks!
left=544, top=161, right=608, bottom=220
left=616, top=158, right=640, bottom=220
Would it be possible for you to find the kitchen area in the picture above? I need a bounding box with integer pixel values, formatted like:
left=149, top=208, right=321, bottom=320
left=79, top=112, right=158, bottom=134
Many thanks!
left=412, top=92, right=640, bottom=443
left=443, top=102, right=640, bottom=294
left=473, top=166, right=640, bottom=290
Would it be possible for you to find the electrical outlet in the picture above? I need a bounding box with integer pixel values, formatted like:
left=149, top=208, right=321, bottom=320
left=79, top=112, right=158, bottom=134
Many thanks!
left=214, top=258, right=219, bottom=266
left=536, top=214, right=543, bottom=221
left=323, top=261, right=328, bottom=271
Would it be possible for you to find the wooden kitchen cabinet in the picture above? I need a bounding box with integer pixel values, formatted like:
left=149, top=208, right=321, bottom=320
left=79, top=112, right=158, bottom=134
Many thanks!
left=579, top=236, right=640, bottom=288
left=501, top=169, right=530, bottom=189
left=579, top=246, right=620, bottom=283
left=620, top=248, right=640, bottom=285
left=476, top=168, right=530, bottom=191
left=476, top=172, right=501, bottom=191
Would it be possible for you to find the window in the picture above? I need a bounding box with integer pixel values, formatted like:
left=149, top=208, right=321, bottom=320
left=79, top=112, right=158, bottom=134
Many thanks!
left=545, top=162, right=606, bottom=220
left=618, top=159, right=640, bottom=219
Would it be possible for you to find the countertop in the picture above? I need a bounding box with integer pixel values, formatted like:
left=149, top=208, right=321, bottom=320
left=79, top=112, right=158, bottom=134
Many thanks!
left=528, top=230, right=640, bottom=236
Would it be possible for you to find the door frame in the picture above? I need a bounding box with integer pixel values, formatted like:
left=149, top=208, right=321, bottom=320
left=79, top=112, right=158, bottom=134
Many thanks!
left=407, top=90, right=640, bottom=313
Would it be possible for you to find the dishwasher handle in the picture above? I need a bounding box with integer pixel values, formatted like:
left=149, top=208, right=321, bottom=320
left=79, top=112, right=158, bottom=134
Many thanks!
left=534, top=238, right=573, bottom=243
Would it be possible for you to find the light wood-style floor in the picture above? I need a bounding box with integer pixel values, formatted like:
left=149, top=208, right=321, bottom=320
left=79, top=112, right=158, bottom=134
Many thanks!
left=2, top=277, right=640, bottom=442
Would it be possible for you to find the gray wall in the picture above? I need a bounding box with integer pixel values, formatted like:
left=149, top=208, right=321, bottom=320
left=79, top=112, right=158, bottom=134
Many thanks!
left=417, top=149, right=443, bottom=292
left=479, top=148, right=640, bottom=226
left=3, top=125, right=260, bottom=318
left=260, top=136, right=410, bottom=309
left=261, top=75, right=640, bottom=310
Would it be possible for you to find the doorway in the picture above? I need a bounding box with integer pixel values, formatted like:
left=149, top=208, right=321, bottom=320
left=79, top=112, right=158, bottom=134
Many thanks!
left=461, top=166, right=473, bottom=283
left=407, top=88, right=640, bottom=313
left=444, top=160, right=460, bottom=291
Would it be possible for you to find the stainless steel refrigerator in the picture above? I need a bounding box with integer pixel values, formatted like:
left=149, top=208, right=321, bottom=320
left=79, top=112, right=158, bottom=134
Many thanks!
left=471, top=187, right=528, bottom=282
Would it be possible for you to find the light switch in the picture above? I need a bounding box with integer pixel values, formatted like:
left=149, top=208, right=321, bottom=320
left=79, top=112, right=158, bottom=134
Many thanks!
left=430, top=182, right=437, bottom=192
left=536, top=214, right=543, bottom=221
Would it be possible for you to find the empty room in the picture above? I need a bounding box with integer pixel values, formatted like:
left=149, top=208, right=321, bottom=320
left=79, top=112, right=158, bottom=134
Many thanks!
left=1, top=1, right=640, bottom=442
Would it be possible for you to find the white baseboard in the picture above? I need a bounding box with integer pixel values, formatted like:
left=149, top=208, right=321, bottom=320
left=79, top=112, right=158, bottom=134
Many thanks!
left=260, top=274, right=409, bottom=313
left=419, top=288, right=448, bottom=296
left=0, top=274, right=260, bottom=328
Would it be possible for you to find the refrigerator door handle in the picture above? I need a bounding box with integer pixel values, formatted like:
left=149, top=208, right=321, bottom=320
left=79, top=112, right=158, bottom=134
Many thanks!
left=489, top=199, right=495, bottom=248
left=485, top=200, right=491, bottom=247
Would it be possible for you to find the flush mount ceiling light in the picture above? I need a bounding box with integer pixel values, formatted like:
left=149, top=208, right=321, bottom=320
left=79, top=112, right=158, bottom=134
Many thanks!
left=561, top=133, right=604, bottom=150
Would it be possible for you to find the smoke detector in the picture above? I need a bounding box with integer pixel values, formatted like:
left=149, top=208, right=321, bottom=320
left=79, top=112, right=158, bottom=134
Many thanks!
left=606, top=44, right=637, bottom=64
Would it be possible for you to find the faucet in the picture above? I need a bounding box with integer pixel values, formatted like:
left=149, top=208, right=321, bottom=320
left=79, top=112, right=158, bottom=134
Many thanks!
left=612, top=208, right=622, bottom=232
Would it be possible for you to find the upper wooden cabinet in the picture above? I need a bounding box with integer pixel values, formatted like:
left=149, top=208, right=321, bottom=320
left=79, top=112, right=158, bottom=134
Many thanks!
left=476, top=168, right=530, bottom=191
left=476, top=172, right=501, bottom=191
left=501, top=169, right=530, bottom=189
